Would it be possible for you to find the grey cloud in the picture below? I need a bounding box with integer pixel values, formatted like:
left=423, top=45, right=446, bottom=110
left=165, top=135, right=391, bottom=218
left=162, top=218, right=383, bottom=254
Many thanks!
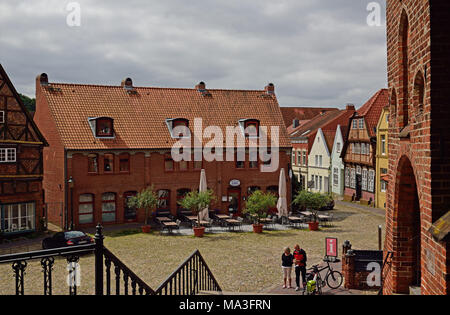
left=0, top=0, right=387, bottom=108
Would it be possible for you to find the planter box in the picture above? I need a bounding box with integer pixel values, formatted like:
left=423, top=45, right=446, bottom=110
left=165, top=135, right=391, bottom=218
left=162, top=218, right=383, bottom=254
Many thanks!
left=193, top=226, right=205, bottom=237
left=141, top=225, right=151, bottom=233
left=308, top=222, right=319, bottom=231
left=253, top=224, right=264, bottom=233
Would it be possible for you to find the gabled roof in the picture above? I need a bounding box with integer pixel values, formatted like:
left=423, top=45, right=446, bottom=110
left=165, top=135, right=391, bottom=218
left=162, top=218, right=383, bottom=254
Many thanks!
left=289, top=106, right=356, bottom=152
left=0, top=64, right=48, bottom=146
left=37, top=79, right=291, bottom=150
left=354, top=89, right=389, bottom=137
left=280, top=107, right=339, bottom=127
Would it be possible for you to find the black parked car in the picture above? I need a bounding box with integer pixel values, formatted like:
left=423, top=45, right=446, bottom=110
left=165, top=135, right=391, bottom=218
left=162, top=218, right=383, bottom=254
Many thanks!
left=42, top=231, right=93, bottom=249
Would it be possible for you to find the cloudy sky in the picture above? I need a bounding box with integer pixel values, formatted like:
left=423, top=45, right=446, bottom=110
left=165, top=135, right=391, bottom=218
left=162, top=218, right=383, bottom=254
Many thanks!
left=0, top=0, right=387, bottom=108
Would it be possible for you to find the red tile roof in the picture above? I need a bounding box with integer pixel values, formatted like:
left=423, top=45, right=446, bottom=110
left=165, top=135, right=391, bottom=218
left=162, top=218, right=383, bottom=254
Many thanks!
left=280, top=107, right=339, bottom=127
left=355, top=89, right=389, bottom=137
left=289, top=107, right=356, bottom=151
left=38, top=81, right=292, bottom=150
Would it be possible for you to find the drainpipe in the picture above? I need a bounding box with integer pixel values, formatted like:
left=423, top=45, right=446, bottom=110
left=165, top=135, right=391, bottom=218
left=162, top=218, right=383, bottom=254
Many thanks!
left=64, top=149, right=68, bottom=231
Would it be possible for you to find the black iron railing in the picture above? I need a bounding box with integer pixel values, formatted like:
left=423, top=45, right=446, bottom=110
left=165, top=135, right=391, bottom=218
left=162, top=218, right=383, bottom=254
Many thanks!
left=103, top=247, right=155, bottom=295
left=0, top=243, right=95, bottom=295
left=378, top=251, right=393, bottom=295
left=0, top=225, right=222, bottom=295
left=155, top=250, right=222, bottom=295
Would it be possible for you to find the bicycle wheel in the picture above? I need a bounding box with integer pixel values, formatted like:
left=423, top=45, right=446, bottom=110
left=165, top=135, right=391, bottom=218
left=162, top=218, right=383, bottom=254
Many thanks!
left=326, top=270, right=343, bottom=289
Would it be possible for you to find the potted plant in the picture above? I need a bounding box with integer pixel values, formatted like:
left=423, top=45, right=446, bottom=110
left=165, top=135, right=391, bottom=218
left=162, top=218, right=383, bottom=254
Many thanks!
left=293, top=191, right=328, bottom=231
left=178, top=189, right=215, bottom=237
left=128, top=186, right=158, bottom=233
left=243, top=190, right=277, bottom=233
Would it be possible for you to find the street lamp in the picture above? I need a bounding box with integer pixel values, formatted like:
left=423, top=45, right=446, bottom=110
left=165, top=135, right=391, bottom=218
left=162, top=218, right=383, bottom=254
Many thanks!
left=68, top=176, right=74, bottom=230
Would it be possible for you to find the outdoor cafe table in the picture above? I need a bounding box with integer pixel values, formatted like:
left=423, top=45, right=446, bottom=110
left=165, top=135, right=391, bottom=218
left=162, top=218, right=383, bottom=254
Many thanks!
left=161, top=221, right=178, bottom=233
left=300, top=211, right=313, bottom=217
left=156, top=216, right=172, bottom=222
left=216, top=214, right=231, bottom=220
left=259, top=218, right=272, bottom=224
left=225, top=219, right=241, bottom=231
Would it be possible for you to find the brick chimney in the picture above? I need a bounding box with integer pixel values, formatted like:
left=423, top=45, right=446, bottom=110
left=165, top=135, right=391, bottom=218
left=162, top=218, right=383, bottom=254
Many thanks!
left=265, top=83, right=275, bottom=95
left=196, top=81, right=206, bottom=92
left=346, top=103, right=355, bottom=111
left=37, top=73, right=49, bottom=86
left=121, top=77, right=133, bottom=90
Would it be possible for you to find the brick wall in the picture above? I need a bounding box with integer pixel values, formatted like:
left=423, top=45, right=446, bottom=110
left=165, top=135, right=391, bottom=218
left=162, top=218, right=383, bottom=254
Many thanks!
left=61, top=150, right=291, bottom=228
left=384, top=0, right=449, bottom=295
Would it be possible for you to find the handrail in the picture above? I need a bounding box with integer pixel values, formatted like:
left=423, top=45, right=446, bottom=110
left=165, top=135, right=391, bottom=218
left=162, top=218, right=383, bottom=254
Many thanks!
left=103, top=247, right=155, bottom=295
left=378, top=251, right=393, bottom=295
left=0, top=243, right=95, bottom=264
left=155, top=249, right=222, bottom=295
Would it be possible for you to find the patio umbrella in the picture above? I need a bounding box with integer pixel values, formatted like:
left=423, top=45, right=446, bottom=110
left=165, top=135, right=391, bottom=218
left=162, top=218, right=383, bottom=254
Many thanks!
left=198, top=169, right=209, bottom=221
left=277, top=168, right=288, bottom=217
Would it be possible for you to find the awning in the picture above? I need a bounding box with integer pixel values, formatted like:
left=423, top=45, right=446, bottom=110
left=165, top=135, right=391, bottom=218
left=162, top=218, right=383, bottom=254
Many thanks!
left=428, top=211, right=450, bottom=242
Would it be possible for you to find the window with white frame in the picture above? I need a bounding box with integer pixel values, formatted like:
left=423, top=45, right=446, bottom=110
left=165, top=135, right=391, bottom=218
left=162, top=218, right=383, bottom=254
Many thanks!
left=319, top=176, right=322, bottom=191
left=359, top=118, right=364, bottom=129
left=380, top=180, right=387, bottom=192
left=368, top=170, right=375, bottom=192
left=355, top=143, right=361, bottom=154
left=381, top=135, right=386, bottom=155
left=345, top=168, right=350, bottom=187
left=356, top=166, right=362, bottom=175
left=297, top=151, right=301, bottom=165
left=2, top=202, right=36, bottom=233
left=0, top=148, right=16, bottom=163
left=303, top=151, right=307, bottom=165
left=0, top=111, right=4, bottom=123
left=315, top=155, right=318, bottom=166
left=336, top=142, right=341, bottom=154
left=352, top=119, right=357, bottom=129
left=333, top=168, right=339, bottom=186
left=350, top=168, right=356, bottom=189
left=362, top=168, right=368, bottom=190
left=292, top=152, right=296, bottom=165
left=319, top=155, right=323, bottom=167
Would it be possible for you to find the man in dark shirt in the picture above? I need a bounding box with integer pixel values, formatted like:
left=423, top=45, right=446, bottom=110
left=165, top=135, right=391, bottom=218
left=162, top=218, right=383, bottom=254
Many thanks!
left=293, top=244, right=307, bottom=291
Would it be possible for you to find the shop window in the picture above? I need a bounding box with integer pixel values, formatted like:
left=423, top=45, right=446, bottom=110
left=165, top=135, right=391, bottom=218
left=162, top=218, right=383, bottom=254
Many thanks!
left=2, top=202, right=35, bottom=233
left=102, top=192, right=116, bottom=223
left=157, top=190, right=171, bottom=212
left=176, top=188, right=191, bottom=214
left=79, top=194, right=94, bottom=224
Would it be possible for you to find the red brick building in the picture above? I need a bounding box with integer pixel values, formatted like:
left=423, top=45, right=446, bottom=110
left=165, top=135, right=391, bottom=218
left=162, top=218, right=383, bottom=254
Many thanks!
left=34, top=76, right=292, bottom=229
left=383, top=0, right=449, bottom=295
left=0, top=64, right=48, bottom=236
left=341, top=89, right=388, bottom=205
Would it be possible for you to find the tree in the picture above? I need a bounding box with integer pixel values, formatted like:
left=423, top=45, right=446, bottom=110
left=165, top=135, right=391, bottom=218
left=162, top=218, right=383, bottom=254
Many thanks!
left=178, top=190, right=216, bottom=228
left=127, top=186, right=158, bottom=225
left=292, top=191, right=328, bottom=222
left=243, top=190, right=277, bottom=225
left=19, top=94, right=36, bottom=113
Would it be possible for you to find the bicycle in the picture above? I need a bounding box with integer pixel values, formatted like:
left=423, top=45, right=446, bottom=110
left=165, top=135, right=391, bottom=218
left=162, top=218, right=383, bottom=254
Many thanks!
left=303, top=259, right=343, bottom=295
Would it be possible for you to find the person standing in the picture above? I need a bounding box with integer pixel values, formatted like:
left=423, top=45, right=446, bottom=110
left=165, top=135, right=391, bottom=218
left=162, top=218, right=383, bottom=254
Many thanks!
left=281, top=247, right=294, bottom=289
left=293, top=244, right=307, bottom=291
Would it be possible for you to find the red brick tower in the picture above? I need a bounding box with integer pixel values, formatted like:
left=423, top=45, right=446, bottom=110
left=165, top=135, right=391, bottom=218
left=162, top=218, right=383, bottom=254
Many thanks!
left=384, top=0, right=450, bottom=295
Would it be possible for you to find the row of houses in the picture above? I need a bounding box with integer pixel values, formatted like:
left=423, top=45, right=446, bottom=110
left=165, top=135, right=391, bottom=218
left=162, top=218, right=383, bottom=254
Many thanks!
left=284, top=89, right=389, bottom=209
left=1, top=64, right=292, bottom=233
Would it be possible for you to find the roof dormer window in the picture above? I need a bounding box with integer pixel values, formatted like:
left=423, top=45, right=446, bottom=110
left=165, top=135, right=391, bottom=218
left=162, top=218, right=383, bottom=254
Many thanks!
left=88, top=117, right=115, bottom=138
left=166, top=118, right=190, bottom=139
left=239, top=119, right=260, bottom=138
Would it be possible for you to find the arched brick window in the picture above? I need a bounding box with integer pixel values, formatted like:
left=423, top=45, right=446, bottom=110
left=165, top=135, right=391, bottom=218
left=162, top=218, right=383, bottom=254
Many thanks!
left=389, top=89, right=397, bottom=128
left=413, top=71, right=425, bottom=116
left=398, top=10, right=410, bottom=127
left=88, top=154, right=98, bottom=173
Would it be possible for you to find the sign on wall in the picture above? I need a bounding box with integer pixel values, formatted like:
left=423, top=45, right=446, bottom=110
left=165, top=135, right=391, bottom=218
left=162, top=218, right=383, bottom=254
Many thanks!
left=229, top=179, right=241, bottom=187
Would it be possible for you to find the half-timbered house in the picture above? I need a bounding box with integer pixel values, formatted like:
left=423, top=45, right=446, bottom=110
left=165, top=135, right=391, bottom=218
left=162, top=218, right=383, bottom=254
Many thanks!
left=0, top=64, right=48, bottom=236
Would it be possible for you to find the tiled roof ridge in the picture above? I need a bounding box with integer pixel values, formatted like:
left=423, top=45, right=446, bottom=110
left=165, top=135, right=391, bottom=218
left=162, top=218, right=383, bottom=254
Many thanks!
left=357, top=88, right=388, bottom=116
left=48, top=82, right=267, bottom=93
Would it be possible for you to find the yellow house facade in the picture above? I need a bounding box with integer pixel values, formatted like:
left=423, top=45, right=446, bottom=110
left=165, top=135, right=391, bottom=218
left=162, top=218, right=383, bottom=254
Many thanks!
left=375, top=106, right=389, bottom=209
